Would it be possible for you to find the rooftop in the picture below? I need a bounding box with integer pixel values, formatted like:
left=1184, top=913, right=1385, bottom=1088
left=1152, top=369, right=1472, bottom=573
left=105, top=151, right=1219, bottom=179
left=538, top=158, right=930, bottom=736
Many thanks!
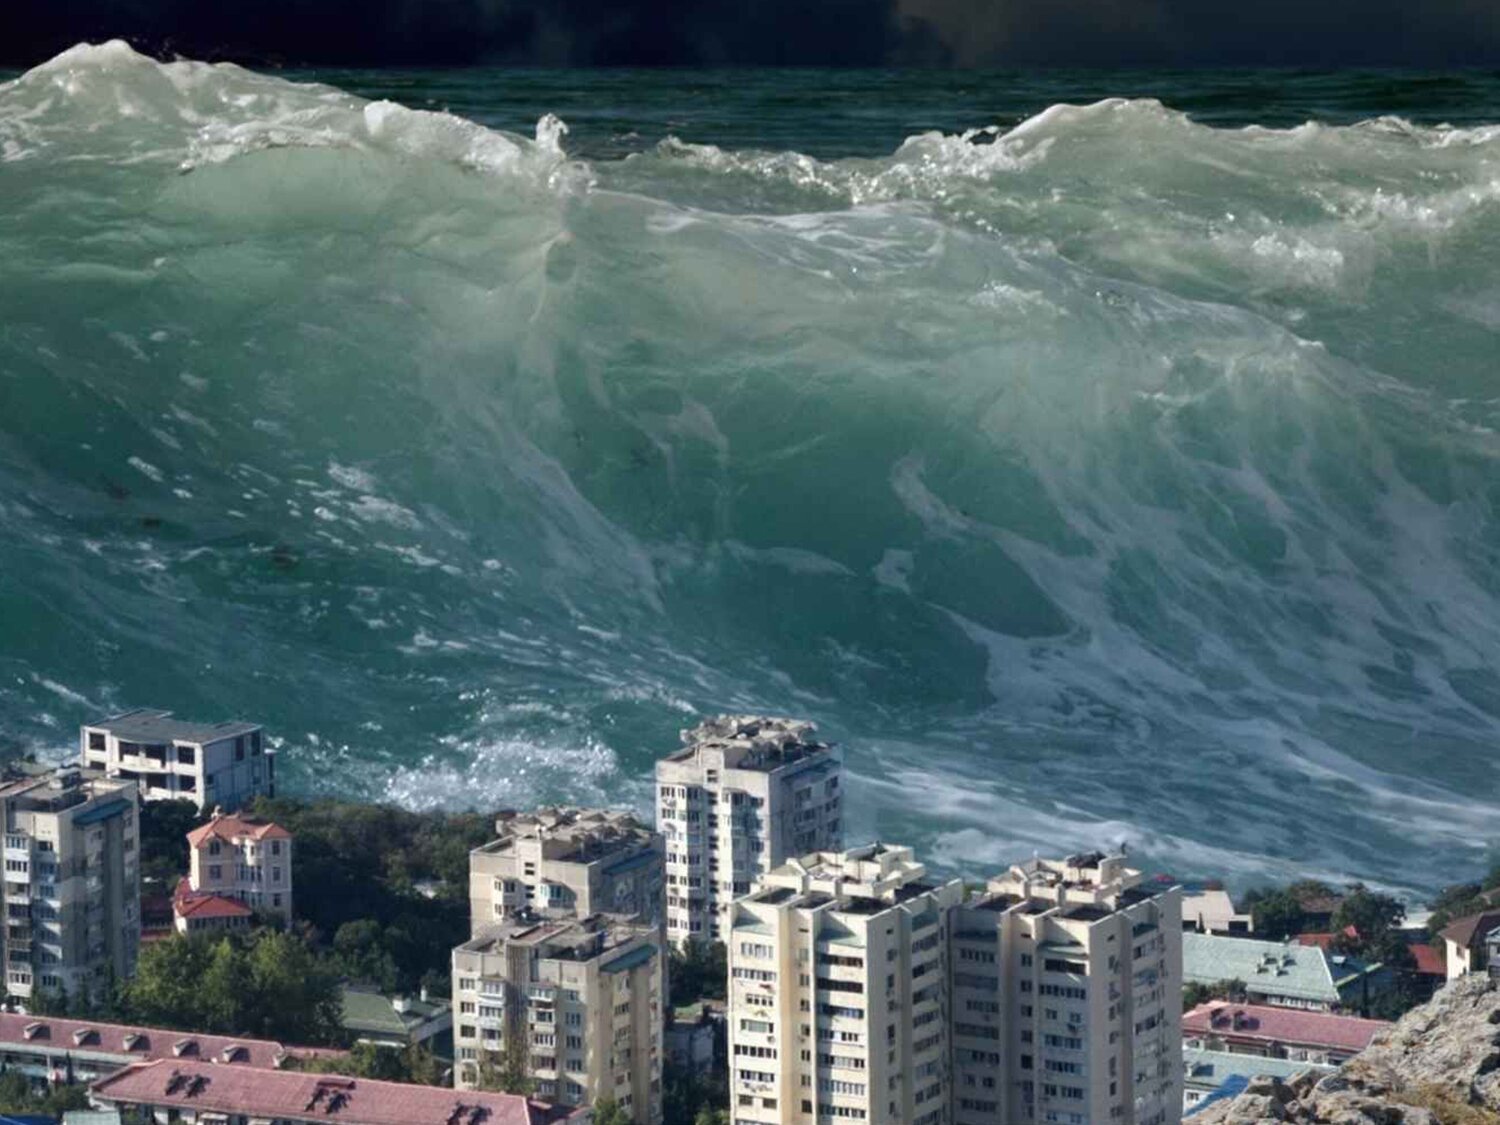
left=460, top=914, right=654, bottom=965
left=1182, top=933, right=1377, bottom=1003
left=1182, top=1046, right=1328, bottom=1090
left=340, top=987, right=450, bottom=1038
left=89, top=1058, right=578, bottom=1125
left=663, top=714, right=833, bottom=772
left=0, top=1012, right=335, bottom=1071
left=0, top=769, right=134, bottom=815
left=1439, top=910, right=1500, bottom=951
left=475, top=808, right=654, bottom=866
left=1183, top=1001, right=1389, bottom=1053
left=86, top=709, right=261, bottom=745
left=187, top=812, right=291, bottom=848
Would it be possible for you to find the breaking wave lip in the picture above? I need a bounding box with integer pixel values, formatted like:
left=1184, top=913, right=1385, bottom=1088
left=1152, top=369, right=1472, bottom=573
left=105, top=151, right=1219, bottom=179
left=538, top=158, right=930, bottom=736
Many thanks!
left=3, top=42, right=1500, bottom=896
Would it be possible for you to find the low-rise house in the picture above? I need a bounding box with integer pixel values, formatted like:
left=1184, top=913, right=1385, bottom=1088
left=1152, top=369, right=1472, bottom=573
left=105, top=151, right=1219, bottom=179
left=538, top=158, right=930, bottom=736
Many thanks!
left=1182, top=1001, right=1388, bottom=1066
left=174, top=811, right=293, bottom=931
left=1183, top=888, right=1254, bottom=935
left=87, top=1058, right=582, bottom=1124
left=339, top=985, right=451, bottom=1054
left=80, top=711, right=274, bottom=813
left=1408, top=942, right=1448, bottom=997
left=1440, top=911, right=1500, bottom=981
left=0, top=1011, right=337, bottom=1088
left=1182, top=932, right=1393, bottom=1012
left=1183, top=1047, right=1322, bottom=1116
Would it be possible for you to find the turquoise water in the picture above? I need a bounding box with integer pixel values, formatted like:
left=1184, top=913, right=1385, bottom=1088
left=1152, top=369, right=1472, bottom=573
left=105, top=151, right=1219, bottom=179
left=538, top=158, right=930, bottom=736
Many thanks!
left=4, top=45, right=1500, bottom=893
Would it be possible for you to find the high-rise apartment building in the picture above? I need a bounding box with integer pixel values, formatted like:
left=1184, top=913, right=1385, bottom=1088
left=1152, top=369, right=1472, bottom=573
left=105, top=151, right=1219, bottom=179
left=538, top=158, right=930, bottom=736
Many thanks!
left=656, top=716, right=843, bottom=947
left=80, top=710, right=273, bottom=812
left=727, top=846, right=1183, bottom=1125
left=456, top=807, right=665, bottom=1120
left=452, top=914, right=664, bottom=1123
left=727, top=844, right=964, bottom=1125
left=467, top=808, right=663, bottom=931
left=949, top=853, right=1183, bottom=1125
left=0, top=768, right=140, bottom=1003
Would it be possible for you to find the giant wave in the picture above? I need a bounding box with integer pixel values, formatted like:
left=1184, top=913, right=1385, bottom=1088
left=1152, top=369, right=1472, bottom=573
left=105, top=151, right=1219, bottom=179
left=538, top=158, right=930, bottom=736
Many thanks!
left=3, top=43, right=1500, bottom=893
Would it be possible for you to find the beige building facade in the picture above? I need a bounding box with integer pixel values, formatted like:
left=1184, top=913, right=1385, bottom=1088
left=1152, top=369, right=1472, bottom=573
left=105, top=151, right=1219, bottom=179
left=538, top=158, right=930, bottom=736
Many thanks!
left=80, top=710, right=273, bottom=812
left=727, top=843, right=964, bottom=1125
left=468, top=808, right=663, bottom=931
left=177, top=811, right=294, bottom=931
left=656, top=716, right=843, bottom=947
left=0, top=769, right=140, bottom=1003
left=950, top=853, right=1183, bottom=1125
left=452, top=914, right=663, bottom=1123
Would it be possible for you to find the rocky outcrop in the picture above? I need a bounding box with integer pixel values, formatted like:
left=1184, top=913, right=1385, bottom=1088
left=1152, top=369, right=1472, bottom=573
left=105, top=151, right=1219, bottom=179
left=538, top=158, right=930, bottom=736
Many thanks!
left=1191, top=974, right=1500, bottom=1124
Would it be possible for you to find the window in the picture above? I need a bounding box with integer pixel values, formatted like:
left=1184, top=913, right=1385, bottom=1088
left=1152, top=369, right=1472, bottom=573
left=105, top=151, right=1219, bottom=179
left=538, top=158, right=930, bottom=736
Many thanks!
left=177, top=745, right=196, bottom=765
left=208, top=865, right=222, bottom=880
left=235, top=737, right=246, bottom=761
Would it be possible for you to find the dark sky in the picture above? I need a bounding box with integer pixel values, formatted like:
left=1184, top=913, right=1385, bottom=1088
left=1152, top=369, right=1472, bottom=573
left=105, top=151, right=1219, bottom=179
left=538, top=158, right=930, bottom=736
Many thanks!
left=3, top=0, right=1500, bottom=67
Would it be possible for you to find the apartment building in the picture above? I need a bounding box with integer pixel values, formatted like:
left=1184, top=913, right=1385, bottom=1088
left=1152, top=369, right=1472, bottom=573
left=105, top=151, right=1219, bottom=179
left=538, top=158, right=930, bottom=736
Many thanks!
left=0, top=769, right=140, bottom=1003
left=452, top=914, right=663, bottom=1124
left=468, top=808, right=663, bottom=932
left=80, top=710, right=273, bottom=812
left=949, top=853, right=1183, bottom=1125
left=656, top=715, right=843, bottom=947
left=726, top=843, right=964, bottom=1125
left=175, top=811, right=294, bottom=932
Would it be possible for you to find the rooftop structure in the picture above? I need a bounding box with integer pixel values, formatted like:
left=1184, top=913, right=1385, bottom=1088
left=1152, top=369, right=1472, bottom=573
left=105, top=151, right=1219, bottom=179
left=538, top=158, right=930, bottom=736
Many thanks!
left=469, top=807, right=662, bottom=929
left=80, top=711, right=273, bottom=812
left=1182, top=888, right=1254, bottom=935
left=656, top=715, right=842, bottom=946
left=1182, top=932, right=1392, bottom=1012
left=1182, top=1001, right=1388, bottom=1064
left=88, top=1058, right=579, bottom=1125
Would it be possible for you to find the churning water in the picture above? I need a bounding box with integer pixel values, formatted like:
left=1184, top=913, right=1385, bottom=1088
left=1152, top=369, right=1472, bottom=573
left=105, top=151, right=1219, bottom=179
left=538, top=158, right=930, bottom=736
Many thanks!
left=4, top=45, right=1500, bottom=892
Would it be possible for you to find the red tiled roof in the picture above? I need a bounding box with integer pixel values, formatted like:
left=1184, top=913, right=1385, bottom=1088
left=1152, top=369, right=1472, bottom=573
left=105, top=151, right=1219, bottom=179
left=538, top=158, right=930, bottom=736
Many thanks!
left=172, top=877, right=253, bottom=921
left=187, top=813, right=291, bottom=848
left=0, top=1013, right=336, bottom=1070
left=1183, top=1002, right=1389, bottom=1054
left=1296, top=925, right=1359, bottom=952
left=1410, top=943, right=1446, bottom=976
left=90, top=1059, right=581, bottom=1125
left=1439, top=911, right=1500, bottom=951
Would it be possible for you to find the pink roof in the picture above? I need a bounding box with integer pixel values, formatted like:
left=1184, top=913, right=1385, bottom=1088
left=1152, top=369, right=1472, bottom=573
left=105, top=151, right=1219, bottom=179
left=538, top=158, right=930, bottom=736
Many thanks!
left=0, top=1012, right=336, bottom=1070
left=1410, top=943, right=1447, bottom=976
left=187, top=813, right=291, bottom=848
left=1183, top=1001, right=1389, bottom=1054
left=91, top=1059, right=581, bottom=1125
left=172, top=876, right=254, bottom=920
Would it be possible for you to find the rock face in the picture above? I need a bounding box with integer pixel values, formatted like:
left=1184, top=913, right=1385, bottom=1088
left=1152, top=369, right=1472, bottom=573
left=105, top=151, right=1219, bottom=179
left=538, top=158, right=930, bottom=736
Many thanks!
left=1191, top=974, right=1500, bottom=1124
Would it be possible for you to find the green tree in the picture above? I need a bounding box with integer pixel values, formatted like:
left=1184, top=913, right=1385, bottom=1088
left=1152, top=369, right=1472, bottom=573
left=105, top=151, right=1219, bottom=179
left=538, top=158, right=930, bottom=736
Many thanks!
left=1332, top=884, right=1405, bottom=940
left=1242, top=888, right=1306, bottom=941
left=476, top=1035, right=532, bottom=1096
left=201, top=936, right=252, bottom=1033
left=125, top=933, right=216, bottom=1028
left=670, top=941, right=728, bottom=1007
left=1427, top=881, right=1486, bottom=935
left=244, top=929, right=343, bottom=1043
left=593, top=1096, right=635, bottom=1125
left=138, top=798, right=206, bottom=888
left=1182, top=979, right=1247, bottom=1011
left=330, top=919, right=400, bottom=992
left=693, top=1109, right=729, bottom=1125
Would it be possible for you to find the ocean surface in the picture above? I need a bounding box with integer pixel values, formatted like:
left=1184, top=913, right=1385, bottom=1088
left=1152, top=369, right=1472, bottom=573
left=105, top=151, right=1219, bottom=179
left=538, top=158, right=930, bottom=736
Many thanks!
left=4, top=46, right=1500, bottom=897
